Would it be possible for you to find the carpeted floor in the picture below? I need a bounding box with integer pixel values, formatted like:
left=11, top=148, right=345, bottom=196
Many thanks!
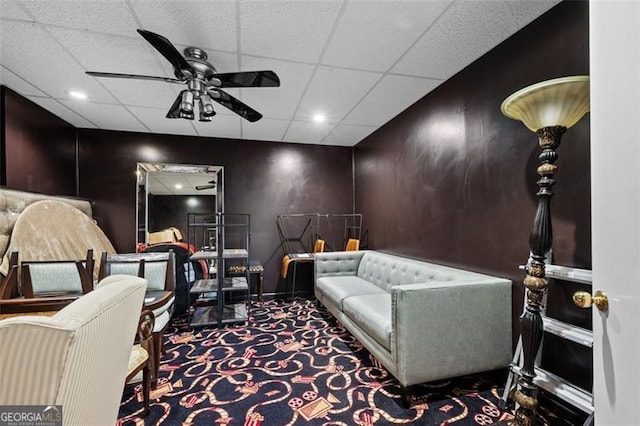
left=118, top=299, right=515, bottom=425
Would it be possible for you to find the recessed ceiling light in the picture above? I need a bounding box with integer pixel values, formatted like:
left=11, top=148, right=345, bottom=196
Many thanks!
left=66, top=90, right=88, bottom=100
left=313, top=114, right=326, bottom=123
left=174, top=184, right=183, bottom=189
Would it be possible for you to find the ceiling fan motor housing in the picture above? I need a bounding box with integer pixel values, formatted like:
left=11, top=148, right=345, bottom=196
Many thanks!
left=184, top=47, right=217, bottom=81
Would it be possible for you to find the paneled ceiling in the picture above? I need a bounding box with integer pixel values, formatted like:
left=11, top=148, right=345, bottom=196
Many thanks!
left=0, top=0, right=559, bottom=147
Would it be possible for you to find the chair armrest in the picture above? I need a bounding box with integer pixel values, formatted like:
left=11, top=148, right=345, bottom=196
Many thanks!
left=314, top=251, right=366, bottom=280
left=391, top=278, right=512, bottom=385
left=0, top=295, right=78, bottom=314
left=136, top=309, right=155, bottom=351
left=0, top=252, right=19, bottom=299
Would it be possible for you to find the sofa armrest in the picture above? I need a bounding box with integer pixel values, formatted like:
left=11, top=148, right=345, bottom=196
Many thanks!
left=314, top=251, right=366, bottom=280
left=391, top=278, right=512, bottom=385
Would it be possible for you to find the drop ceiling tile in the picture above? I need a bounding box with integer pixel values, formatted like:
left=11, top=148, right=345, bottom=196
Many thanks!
left=0, top=1, right=31, bottom=19
left=128, top=106, right=198, bottom=136
left=322, top=0, right=451, bottom=72
left=0, top=20, right=118, bottom=103
left=1, top=66, right=47, bottom=97
left=47, top=27, right=170, bottom=76
left=239, top=56, right=315, bottom=120
left=97, top=78, right=182, bottom=109
left=192, top=114, right=242, bottom=139
left=240, top=0, right=342, bottom=63
left=295, top=66, right=382, bottom=122
left=156, top=173, right=188, bottom=188
left=59, top=99, right=147, bottom=132
left=147, top=175, right=167, bottom=194
left=322, top=124, right=377, bottom=146
left=345, top=74, right=443, bottom=126
left=284, top=120, right=335, bottom=144
left=26, top=96, right=97, bottom=128
left=131, top=1, right=237, bottom=53
left=392, top=0, right=559, bottom=80
left=241, top=118, right=289, bottom=142
left=18, top=0, right=137, bottom=35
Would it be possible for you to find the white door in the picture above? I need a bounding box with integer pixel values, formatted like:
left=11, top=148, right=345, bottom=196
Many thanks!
left=590, top=1, right=640, bottom=424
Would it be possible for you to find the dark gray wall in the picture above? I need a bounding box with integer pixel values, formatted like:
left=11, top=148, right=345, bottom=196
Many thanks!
left=0, top=0, right=592, bottom=395
left=148, top=194, right=215, bottom=234
left=354, top=0, right=591, bottom=390
left=1, top=86, right=77, bottom=195
left=77, top=129, right=353, bottom=294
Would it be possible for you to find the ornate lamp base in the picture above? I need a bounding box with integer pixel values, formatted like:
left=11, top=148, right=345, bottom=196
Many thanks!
left=508, top=125, right=566, bottom=426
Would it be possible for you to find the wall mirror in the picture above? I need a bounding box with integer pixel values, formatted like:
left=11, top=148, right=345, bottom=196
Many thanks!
left=136, top=163, right=224, bottom=247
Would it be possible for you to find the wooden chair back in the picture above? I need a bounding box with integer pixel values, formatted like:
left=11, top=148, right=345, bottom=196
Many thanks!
left=20, top=249, right=94, bottom=298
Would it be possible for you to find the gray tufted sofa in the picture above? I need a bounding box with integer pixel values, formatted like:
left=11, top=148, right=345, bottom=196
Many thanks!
left=314, top=250, right=512, bottom=400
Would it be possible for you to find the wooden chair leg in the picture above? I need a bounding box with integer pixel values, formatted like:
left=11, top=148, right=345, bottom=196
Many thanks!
left=142, top=363, right=150, bottom=415
left=151, top=331, right=162, bottom=387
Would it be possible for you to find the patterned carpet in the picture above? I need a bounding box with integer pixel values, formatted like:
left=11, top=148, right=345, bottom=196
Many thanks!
left=118, top=299, right=515, bottom=425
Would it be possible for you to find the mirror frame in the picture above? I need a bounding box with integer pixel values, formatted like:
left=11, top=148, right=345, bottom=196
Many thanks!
left=136, top=162, right=224, bottom=247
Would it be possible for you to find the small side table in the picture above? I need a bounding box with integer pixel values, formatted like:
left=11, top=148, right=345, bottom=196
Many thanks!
left=227, top=264, right=264, bottom=301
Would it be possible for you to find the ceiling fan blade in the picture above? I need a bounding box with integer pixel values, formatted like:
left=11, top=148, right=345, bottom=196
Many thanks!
left=86, top=71, right=184, bottom=84
left=137, top=29, right=194, bottom=79
left=209, top=89, right=263, bottom=122
left=210, top=71, right=280, bottom=88
left=195, top=184, right=216, bottom=190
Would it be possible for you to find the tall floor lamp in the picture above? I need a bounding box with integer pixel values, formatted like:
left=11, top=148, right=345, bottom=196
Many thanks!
left=500, top=75, right=590, bottom=425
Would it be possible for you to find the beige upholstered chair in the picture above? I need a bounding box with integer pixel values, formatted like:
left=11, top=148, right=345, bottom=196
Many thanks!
left=99, top=251, right=176, bottom=385
left=0, top=275, right=147, bottom=425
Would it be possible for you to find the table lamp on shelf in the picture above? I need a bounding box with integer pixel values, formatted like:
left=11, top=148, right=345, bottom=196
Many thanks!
left=500, top=75, right=590, bottom=425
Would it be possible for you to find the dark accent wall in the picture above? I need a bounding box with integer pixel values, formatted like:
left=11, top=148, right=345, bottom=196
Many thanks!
left=354, top=1, right=590, bottom=390
left=148, top=194, right=215, bottom=235
left=77, top=129, right=353, bottom=293
left=1, top=86, right=77, bottom=196
left=0, top=0, right=591, bottom=397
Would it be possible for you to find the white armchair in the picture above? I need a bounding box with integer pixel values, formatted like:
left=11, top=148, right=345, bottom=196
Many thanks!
left=0, top=275, right=147, bottom=426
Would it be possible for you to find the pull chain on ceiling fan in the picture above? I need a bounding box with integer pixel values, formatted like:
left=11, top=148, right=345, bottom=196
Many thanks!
left=86, top=29, right=280, bottom=122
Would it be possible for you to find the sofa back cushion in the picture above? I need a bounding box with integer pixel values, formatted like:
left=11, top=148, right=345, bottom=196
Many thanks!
left=357, top=251, right=476, bottom=292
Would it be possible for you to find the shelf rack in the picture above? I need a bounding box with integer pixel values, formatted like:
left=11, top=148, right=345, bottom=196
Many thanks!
left=187, top=213, right=251, bottom=328
left=502, top=264, right=594, bottom=425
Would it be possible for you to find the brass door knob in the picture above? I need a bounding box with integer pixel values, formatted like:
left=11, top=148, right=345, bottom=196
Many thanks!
left=573, top=290, right=609, bottom=312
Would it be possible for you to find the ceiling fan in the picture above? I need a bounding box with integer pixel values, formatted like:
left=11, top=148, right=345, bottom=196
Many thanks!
left=86, top=29, right=280, bottom=122
left=195, top=180, right=216, bottom=191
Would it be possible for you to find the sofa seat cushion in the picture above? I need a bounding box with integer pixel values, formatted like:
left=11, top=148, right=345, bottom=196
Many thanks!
left=316, top=276, right=385, bottom=309
left=343, top=294, right=392, bottom=351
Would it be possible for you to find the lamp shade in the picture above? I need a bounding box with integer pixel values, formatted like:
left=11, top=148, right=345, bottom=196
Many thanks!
left=501, top=76, right=590, bottom=132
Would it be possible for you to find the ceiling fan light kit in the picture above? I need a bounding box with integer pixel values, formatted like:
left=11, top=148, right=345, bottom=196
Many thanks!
left=86, top=29, right=280, bottom=123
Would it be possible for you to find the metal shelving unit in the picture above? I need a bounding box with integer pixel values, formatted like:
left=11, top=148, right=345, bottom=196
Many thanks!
left=188, top=213, right=250, bottom=328
left=502, top=264, right=594, bottom=425
left=187, top=213, right=219, bottom=328
left=217, top=214, right=251, bottom=326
